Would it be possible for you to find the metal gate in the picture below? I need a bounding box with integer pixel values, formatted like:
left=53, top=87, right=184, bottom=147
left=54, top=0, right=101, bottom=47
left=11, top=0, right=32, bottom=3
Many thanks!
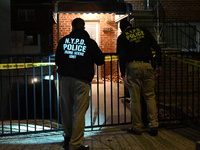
left=0, top=52, right=200, bottom=136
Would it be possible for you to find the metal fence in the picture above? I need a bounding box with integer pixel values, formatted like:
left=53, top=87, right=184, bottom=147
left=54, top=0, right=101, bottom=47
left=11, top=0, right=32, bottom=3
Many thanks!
left=0, top=52, right=200, bottom=136
left=157, top=51, right=200, bottom=122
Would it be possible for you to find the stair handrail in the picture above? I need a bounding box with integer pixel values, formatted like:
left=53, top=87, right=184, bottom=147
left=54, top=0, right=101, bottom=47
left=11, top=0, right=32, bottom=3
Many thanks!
left=169, top=18, right=200, bottom=33
left=151, top=0, right=166, bottom=19
left=149, top=1, right=200, bottom=52
left=163, top=18, right=200, bottom=52
left=150, top=0, right=166, bottom=43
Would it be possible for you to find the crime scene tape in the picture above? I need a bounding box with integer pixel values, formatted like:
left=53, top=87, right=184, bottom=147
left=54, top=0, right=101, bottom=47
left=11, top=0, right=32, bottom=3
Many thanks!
left=0, top=55, right=119, bottom=70
left=105, top=55, right=118, bottom=61
left=165, top=54, right=200, bottom=67
left=0, top=62, right=55, bottom=70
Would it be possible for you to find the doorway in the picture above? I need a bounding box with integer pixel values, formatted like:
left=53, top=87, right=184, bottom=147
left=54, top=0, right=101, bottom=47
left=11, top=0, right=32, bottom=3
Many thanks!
left=85, top=21, right=101, bottom=80
left=85, top=21, right=99, bottom=45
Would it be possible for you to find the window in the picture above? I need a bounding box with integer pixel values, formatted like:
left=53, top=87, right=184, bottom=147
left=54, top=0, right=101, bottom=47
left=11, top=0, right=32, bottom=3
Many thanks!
left=18, top=10, right=35, bottom=21
left=24, top=32, right=38, bottom=46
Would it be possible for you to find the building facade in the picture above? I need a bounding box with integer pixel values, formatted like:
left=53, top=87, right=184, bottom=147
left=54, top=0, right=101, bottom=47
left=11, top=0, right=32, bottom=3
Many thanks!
left=11, top=0, right=54, bottom=54
left=5, top=0, right=200, bottom=54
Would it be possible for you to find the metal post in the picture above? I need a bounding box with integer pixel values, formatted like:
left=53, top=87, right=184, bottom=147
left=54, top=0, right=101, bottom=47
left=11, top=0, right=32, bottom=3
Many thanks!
left=146, top=0, right=150, bottom=9
left=156, top=0, right=160, bottom=43
left=197, top=32, right=200, bottom=52
left=57, top=13, right=60, bottom=42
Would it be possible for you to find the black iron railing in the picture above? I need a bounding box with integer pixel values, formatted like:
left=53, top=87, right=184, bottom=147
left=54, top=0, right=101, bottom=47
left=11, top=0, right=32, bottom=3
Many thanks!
left=0, top=52, right=200, bottom=136
left=163, top=19, right=200, bottom=52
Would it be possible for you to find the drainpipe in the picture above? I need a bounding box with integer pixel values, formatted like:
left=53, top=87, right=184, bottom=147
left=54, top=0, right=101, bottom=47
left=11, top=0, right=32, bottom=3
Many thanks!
left=156, top=0, right=160, bottom=43
left=197, top=32, right=200, bottom=52
left=146, top=0, right=150, bottom=9
left=57, top=13, right=60, bottom=42
left=54, top=0, right=60, bottom=42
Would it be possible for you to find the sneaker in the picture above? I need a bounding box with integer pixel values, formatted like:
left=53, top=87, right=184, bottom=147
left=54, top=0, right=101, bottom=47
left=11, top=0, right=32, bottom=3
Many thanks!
left=148, top=127, right=158, bottom=136
left=77, top=145, right=89, bottom=150
left=127, top=128, right=142, bottom=135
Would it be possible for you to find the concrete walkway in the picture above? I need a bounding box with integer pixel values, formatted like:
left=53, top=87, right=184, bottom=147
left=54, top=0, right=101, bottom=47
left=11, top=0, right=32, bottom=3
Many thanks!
left=0, top=124, right=199, bottom=150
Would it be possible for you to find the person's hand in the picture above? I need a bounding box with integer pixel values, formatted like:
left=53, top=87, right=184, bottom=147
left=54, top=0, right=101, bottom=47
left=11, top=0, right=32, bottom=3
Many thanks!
left=123, top=77, right=132, bottom=88
left=155, top=66, right=163, bottom=77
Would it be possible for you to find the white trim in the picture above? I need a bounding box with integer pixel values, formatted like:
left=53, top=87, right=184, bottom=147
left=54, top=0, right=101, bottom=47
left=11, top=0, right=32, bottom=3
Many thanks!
left=115, top=14, right=128, bottom=23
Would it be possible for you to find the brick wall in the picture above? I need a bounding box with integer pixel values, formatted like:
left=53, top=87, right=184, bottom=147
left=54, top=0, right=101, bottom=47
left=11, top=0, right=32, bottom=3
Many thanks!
left=125, top=0, right=146, bottom=10
left=53, top=13, right=118, bottom=53
left=53, top=0, right=200, bottom=52
left=53, top=13, right=119, bottom=77
left=124, top=0, right=200, bottom=22
left=160, top=0, right=200, bottom=21
left=53, top=0, right=200, bottom=53
left=52, top=0, right=200, bottom=79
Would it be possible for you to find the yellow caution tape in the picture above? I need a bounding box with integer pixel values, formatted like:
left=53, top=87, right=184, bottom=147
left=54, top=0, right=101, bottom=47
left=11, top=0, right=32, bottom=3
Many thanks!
left=165, top=54, right=200, bottom=67
left=2, top=55, right=199, bottom=70
left=0, top=62, right=55, bottom=70
left=105, top=55, right=118, bottom=61
left=0, top=56, right=119, bottom=70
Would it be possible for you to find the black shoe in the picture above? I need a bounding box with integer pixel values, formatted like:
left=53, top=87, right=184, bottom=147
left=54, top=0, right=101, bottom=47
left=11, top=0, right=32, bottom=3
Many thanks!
left=127, top=128, right=142, bottom=135
left=148, top=127, right=158, bottom=136
left=63, top=137, right=70, bottom=150
left=77, top=145, right=89, bottom=150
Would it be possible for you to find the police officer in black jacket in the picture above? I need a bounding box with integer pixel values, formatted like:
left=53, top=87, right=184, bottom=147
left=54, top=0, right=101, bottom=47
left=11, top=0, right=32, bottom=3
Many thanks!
left=117, top=19, right=162, bottom=136
left=56, top=18, right=104, bottom=150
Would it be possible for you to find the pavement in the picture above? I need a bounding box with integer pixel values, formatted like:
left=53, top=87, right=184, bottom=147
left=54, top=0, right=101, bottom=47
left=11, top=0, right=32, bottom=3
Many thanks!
left=0, top=124, right=200, bottom=150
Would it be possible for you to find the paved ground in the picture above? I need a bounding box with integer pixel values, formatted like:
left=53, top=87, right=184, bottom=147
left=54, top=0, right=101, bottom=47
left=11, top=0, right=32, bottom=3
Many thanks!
left=0, top=124, right=200, bottom=150
left=0, top=81, right=200, bottom=149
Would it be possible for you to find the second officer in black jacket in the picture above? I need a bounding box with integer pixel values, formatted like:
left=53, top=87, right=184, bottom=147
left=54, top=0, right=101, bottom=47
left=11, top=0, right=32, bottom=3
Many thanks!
left=117, top=19, right=162, bottom=136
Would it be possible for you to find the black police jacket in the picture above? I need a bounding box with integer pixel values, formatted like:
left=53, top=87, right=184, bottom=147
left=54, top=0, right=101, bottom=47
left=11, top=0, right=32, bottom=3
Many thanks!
left=117, top=27, right=162, bottom=77
left=55, top=29, right=104, bottom=82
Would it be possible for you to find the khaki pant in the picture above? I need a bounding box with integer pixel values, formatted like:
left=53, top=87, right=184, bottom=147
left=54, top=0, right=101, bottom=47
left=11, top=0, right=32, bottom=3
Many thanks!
left=60, top=76, right=90, bottom=150
left=126, top=62, right=159, bottom=131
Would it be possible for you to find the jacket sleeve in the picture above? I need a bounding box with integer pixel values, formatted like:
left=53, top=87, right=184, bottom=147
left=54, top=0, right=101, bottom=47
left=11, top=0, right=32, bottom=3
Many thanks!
left=91, top=40, right=105, bottom=66
left=148, top=31, right=162, bottom=67
left=117, top=36, right=127, bottom=77
left=55, top=40, right=63, bottom=67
